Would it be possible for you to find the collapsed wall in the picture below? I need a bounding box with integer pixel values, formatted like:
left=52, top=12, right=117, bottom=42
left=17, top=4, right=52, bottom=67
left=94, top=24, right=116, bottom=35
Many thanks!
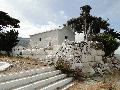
left=48, top=40, right=120, bottom=76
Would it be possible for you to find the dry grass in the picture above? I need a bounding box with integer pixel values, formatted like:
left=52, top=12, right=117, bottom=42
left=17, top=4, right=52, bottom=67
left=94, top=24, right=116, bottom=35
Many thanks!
left=67, top=71, right=120, bottom=90
left=0, top=55, right=47, bottom=75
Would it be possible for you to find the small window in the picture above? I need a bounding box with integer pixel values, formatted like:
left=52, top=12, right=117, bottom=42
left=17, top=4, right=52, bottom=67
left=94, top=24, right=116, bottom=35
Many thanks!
left=20, top=52, right=22, bottom=55
left=49, top=42, right=51, bottom=46
left=39, top=38, right=41, bottom=41
left=65, top=36, right=68, bottom=39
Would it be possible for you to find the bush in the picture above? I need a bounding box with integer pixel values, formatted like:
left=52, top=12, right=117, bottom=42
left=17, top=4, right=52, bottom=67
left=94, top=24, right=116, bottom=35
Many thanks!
left=92, top=33, right=120, bottom=56
left=55, top=59, right=72, bottom=75
left=55, top=58, right=85, bottom=80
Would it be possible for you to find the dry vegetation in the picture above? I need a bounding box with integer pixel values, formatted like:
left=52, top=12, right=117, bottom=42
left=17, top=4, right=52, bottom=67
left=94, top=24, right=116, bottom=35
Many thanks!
left=67, top=71, right=120, bottom=90
left=0, top=55, right=47, bottom=75
left=1, top=55, right=120, bottom=90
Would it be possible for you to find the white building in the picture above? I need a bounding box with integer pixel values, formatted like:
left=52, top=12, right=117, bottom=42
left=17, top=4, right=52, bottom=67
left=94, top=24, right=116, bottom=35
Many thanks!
left=30, top=26, right=75, bottom=49
left=12, top=45, right=26, bottom=56
left=12, top=37, right=30, bottom=56
left=12, top=26, right=75, bottom=58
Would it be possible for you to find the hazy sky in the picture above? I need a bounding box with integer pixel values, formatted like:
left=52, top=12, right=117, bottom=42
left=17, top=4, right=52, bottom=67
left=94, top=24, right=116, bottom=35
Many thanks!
left=0, top=0, right=120, bottom=38
left=0, top=0, right=120, bottom=54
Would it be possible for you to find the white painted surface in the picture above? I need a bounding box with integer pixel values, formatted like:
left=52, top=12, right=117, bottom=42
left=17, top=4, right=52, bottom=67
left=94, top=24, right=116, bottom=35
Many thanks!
left=13, top=74, right=66, bottom=90
left=58, top=26, right=75, bottom=45
left=0, top=62, right=11, bottom=71
left=61, top=82, right=75, bottom=90
left=40, top=77, right=73, bottom=90
left=12, top=46, right=26, bottom=56
left=30, top=26, right=75, bottom=49
left=30, top=29, right=58, bottom=49
left=0, top=66, right=55, bottom=82
left=0, top=70, right=61, bottom=89
left=0, top=66, right=73, bottom=90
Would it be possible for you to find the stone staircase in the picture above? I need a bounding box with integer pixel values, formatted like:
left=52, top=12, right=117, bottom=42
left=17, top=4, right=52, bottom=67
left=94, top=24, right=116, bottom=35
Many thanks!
left=0, top=66, right=73, bottom=90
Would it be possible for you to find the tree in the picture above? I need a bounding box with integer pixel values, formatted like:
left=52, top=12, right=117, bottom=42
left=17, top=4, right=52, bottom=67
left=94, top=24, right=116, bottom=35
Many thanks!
left=67, top=5, right=109, bottom=41
left=0, top=11, right=20, bottom=31
left=0, top=32, right=5, bottom=51
left=66, top=5, right=120, bottom=56
left=93, top=32, right=120, bottom=56
left=0, top=11, right=20, bottom=55
left=3, top=30, right=19, bottom=54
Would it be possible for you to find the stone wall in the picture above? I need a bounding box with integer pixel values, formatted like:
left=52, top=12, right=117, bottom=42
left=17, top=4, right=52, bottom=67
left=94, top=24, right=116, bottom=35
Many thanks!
left=20, top=39, right=120, bottom=76
left=30, top=30, right=59, bottom=49
left=58, top=26, right=75, bottom=45
left=12, top=46, right=27, bottom=56
left=29, top=26, right=75, bottom=49
left=50, top=40, right=106, bottom=75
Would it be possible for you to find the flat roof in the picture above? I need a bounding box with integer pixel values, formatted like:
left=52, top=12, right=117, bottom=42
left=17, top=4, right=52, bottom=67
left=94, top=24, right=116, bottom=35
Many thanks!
left=29, top=26, right=72, bottom=36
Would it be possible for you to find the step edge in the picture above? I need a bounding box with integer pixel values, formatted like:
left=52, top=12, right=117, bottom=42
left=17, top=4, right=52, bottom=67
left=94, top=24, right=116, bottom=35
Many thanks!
left=40, top=77, right=73, bottom=90
left=13, top=74, right=67, bottom=90
left=0, top=70, right=61, bottom=84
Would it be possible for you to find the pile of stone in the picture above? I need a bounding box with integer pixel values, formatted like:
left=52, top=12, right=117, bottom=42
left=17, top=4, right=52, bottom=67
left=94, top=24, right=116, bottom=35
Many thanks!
left=49, top=40, right=120, bottom=76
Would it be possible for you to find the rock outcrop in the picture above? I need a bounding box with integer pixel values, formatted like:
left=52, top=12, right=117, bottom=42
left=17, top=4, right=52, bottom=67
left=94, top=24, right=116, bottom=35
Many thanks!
left=47, top=40, right=120, bottom=76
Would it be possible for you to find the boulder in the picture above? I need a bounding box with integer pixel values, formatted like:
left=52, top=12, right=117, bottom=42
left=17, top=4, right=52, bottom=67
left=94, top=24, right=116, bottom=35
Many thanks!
left=0, top=62, right=11, bottom=71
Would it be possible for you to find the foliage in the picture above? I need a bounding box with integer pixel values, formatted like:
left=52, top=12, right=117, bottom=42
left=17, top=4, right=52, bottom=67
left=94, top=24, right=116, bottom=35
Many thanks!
left=55, top=58, right=85, bottom=80
left=105, top=28, right=120, bottom=40
left=67, top=5, right=109, bottom=41
left=0, top=11, right=20, bottom=55
left=66, top=5, right=120, bottom=56
left=90, top=41, right=104, bottom=50
left=93, top=32, right=120, bottom=56
left=0, top=30, right=19, bottom=54
left=0, top=11, right=20, bottom=31
left=55, top=59, right=71, bottom=73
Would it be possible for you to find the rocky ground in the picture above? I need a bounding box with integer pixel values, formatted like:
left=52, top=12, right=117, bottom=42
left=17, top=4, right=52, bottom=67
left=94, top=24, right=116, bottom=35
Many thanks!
left=0, top=55, right=47, bottom=75
left=67, top=72, right=120, bottom=90
left=1, top=55, right=120, bottom=90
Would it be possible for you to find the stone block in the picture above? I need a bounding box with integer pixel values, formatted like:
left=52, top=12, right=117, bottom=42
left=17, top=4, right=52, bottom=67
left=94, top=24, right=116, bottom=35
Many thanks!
left=96, top=50, right=105, bottom=56
left=94, top=56, right=103, bottom=62
left=81, top=55, right=94, bottom=62
left=82, top=63, right=95, bottom=75
left=71, top=63, right=83, bottom=69
left=91, top=49, right=97, bottom=55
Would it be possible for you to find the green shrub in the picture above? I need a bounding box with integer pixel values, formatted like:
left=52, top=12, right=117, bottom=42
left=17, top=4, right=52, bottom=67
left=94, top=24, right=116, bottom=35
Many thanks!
left=92, top=33, right=120, bottom=56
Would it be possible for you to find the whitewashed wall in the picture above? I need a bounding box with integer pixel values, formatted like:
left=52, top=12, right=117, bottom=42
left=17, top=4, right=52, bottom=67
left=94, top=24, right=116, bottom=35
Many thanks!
left=30, top=26, right=75, bottom=49
left=58, top=26, right=75, bottom=45
left=30, top=30, right=58, bottom=49
left=12, top=26, right=75, bottom=59
left=12, top=46, right=26, bottom=56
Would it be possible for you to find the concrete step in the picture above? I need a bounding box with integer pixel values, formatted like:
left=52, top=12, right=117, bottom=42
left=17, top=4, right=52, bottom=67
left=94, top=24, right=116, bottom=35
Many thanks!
left=40, top=77, right=73, bottom=90
left=0, top=66, right=73, bottom=90
left=60, top=81, right=75, bottom=90
left=0, top=66, right=55, bottom=82
left=0, top=70, right=61, bottom=90
left=13, top=74, right=67, bottom=90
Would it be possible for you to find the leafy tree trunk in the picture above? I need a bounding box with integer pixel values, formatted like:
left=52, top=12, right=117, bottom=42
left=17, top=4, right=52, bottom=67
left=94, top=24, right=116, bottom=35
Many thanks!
left=67, top=5, right=120, bottom=56
left=0, top=11, right=20, bottom=56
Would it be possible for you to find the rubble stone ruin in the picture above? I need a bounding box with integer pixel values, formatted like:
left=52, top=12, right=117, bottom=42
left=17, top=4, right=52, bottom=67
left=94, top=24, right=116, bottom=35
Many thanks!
left=49, top=38, right=120, bottom=76
left=52, top=40, right=105, bottom=76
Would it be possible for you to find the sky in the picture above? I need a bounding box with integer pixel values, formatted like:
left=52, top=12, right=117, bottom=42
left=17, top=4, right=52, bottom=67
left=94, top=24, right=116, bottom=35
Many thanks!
left=0, top=0, right=120, bottom=53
